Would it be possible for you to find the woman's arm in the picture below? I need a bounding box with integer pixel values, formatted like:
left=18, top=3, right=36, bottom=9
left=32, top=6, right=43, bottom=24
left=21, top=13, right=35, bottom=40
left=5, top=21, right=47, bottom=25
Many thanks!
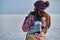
left=44, top=13, right=51, bottom=33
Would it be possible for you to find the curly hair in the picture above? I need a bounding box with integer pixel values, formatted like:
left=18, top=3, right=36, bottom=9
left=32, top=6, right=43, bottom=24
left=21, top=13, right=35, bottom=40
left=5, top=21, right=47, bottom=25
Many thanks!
left=34, top=1, right=50, bottom=10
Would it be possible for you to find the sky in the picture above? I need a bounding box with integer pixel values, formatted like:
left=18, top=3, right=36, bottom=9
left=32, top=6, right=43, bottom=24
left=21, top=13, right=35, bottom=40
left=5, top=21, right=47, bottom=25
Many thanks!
left=0, top=0, right=60, bottom=14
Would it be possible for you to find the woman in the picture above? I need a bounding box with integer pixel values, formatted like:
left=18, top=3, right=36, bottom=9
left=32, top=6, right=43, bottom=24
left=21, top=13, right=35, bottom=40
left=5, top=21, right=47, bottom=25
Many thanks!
left=22, top=0, right=51, bottom=40
left=29, top=0, right=51, bottom=33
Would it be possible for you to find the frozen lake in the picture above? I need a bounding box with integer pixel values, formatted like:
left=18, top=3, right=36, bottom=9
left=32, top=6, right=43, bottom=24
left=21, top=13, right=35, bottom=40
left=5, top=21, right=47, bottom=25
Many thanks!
left=0, top=14, right=60, bottom=40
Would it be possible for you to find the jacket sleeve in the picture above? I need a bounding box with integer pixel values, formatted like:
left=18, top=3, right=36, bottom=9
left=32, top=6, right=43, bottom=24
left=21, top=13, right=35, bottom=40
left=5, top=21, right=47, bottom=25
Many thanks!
left=22, top=16, right=31, bottom=32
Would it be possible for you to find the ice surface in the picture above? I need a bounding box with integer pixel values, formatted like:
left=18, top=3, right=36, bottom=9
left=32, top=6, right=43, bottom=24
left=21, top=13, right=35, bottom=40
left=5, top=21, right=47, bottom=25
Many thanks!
left=0, top=14, right=60, bottom=40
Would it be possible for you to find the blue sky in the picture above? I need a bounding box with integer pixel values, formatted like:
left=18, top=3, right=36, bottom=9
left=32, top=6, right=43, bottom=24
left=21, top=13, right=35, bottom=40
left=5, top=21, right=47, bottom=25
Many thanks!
left=0, top=0, right=60, bottom=14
